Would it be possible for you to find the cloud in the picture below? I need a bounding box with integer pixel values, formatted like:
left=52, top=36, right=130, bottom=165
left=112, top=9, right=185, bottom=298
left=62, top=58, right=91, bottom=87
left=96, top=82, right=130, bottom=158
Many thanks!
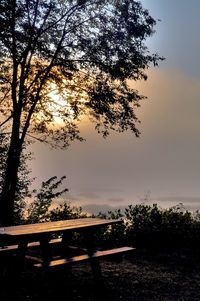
left=81, top=204, right=125, bottom=215
left=30, top=68, right=200, bottom=210
left=107, top=197, right=125, bottom=203
left=77, top=191, right=100, bottom=200
left=154, top=196, right=200, bottom=211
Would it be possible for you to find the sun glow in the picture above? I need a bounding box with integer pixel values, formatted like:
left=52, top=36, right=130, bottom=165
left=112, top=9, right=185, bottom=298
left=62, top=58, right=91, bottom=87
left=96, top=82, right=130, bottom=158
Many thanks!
left=47, top=90, right=73, bottom=126
left=36, top=80, right=89, bottom=128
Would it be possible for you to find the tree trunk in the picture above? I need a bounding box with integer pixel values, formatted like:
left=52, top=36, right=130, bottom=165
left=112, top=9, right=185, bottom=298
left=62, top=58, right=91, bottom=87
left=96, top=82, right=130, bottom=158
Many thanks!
left=0, top=115, right=22, bottom=226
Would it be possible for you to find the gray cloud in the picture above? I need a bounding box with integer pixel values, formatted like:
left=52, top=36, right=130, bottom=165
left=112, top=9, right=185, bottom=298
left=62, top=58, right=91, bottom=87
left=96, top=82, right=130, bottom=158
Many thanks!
left=107, top=197, right=125, bottom=203
left=82, top=204, right=125, bottom=215
left=77, top=191, right=100, bottom=200
left=30, top=68, right=200, bottom=211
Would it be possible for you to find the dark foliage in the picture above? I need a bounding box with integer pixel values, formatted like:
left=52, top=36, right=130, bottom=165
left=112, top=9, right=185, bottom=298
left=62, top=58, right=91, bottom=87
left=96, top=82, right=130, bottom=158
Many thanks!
left=99, top=203, right=200, bottom=249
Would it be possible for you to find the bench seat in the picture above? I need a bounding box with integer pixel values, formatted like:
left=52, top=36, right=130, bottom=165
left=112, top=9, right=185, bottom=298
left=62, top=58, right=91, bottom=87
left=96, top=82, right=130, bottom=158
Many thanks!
left=32, top=246, right=135, bottom=268
left=0, top=238, right=58, bottom=250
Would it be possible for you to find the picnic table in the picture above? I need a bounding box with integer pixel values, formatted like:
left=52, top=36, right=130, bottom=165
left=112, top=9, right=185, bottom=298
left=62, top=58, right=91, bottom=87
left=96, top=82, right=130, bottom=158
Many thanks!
left=0, top=218, right=134, bottom=281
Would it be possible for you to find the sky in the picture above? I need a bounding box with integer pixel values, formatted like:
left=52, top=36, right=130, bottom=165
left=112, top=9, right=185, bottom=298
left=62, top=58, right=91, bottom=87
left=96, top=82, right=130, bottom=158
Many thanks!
left=30, top=0, right=200, bottom=213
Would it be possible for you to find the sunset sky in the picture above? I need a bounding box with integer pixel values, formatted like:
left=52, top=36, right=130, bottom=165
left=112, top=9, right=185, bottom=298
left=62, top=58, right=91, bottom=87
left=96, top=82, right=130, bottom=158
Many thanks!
left=31, top=0, right=200, bottom=213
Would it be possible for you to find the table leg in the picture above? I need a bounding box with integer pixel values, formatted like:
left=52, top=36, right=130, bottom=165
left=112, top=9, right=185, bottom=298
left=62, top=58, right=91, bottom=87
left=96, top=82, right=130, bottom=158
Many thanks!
left=40, top=236, right=51, bottom=268
left=61, top=232, right=73, bottom=274
left=62, top=231, right=73, bottom=252
left=17, top=241, right=28, bottom=271
left=83, top=228, right=102, bottom=281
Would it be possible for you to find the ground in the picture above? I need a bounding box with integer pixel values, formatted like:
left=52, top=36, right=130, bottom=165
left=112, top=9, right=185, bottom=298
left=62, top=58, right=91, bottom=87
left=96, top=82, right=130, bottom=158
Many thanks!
left=1, top=248, right=200, bottom=300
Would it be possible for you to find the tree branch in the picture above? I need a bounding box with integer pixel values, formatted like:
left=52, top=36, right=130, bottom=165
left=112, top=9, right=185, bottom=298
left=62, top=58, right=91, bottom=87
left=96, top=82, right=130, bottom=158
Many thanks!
left=0, top=114, right=13, bottom=128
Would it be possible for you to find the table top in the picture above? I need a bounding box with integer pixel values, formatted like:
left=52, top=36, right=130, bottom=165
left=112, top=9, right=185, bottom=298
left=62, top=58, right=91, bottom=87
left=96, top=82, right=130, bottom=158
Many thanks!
left=0, top=218, right=122, bottom=238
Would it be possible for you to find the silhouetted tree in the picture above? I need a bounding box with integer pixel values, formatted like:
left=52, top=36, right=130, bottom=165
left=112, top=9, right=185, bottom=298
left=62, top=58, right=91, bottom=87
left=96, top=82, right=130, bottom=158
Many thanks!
left=26, top=176, right=68, bottom=223
left=0, top=131, right=33, bottom=224
left=0, top=0, right=163, bottom=225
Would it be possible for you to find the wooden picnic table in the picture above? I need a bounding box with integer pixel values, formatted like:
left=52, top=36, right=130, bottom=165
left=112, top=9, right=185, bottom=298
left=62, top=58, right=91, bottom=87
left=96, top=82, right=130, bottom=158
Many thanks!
left=0, top=218, right=134, bottom=281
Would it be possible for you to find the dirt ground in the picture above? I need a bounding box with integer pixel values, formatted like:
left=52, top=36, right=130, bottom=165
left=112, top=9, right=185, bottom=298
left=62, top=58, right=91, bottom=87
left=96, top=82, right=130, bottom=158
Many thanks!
left=1, top=248, right=200, bottom=301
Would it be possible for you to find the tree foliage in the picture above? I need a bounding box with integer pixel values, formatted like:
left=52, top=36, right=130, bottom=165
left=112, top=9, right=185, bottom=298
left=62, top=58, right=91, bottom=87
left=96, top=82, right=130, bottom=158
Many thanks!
left=0, top=0, right=163, bottom=225
left=26, top=176, right=68, bottom=223
left=21, top=175, right=86, bottom=224
left=0, top=0, right=163, bottom=141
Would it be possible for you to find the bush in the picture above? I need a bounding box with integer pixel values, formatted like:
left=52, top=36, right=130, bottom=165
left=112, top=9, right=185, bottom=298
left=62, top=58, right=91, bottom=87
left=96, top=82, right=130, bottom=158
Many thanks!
left=19, top=181, right=200, bottom=250
left=97, top=203, right=200, bottom=250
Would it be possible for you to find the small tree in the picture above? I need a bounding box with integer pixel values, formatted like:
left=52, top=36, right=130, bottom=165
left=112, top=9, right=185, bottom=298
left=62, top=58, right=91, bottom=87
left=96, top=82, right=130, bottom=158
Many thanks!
left=0, top=0, right=163, bottom=225
left=26, top=176, right=68, bottom=223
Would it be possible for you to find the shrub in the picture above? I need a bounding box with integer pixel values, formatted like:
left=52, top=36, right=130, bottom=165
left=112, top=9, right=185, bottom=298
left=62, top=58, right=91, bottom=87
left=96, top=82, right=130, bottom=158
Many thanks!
left=97, top=203, right=200, bottom=249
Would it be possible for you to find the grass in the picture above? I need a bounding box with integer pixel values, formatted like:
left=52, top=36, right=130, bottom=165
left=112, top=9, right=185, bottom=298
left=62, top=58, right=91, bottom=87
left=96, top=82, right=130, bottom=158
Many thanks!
left=1, top=248, right=200, bottom=300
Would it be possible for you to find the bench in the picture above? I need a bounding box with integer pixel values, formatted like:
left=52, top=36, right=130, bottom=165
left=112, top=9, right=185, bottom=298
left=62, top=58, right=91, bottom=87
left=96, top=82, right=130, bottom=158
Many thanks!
left=0, top=242, right=135, bottom=266
left=0, top=239, right=135, bottom=282
left=31, top=246, right=135, bottom=267
left=0, top=238, right=63, bottom=255
left=0, top=238, right=135, bottom=265
left=30, top=245, right=135, bottom=281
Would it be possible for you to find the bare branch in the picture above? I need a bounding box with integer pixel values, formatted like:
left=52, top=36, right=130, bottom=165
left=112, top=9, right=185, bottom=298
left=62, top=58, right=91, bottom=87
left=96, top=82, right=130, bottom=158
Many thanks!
left=0, top=114, right=13, bottom=128
left=26, top=132, right=58, bottom=148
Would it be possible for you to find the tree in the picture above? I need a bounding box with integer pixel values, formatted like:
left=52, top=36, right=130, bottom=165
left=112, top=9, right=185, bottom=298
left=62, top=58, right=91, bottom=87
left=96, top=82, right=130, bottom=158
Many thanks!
left=0, top=0, right=163, bottom=225
left=0, top=131, right=33, bottom=224
left=26, top=176, right=68, bottom=224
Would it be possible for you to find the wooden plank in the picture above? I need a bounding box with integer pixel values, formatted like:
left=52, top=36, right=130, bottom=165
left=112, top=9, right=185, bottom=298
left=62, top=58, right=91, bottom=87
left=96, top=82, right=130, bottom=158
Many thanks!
left=0, top=218, right=122, bottom=237
left=0, top=238, right=62, bottom=252
left=25, top=255, right=43, bottom=263
left=34, top=246, right=135, bottom=268
left=0, top=239, right=87, bottom=254
left=0, top=244, right=18, bottom=251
